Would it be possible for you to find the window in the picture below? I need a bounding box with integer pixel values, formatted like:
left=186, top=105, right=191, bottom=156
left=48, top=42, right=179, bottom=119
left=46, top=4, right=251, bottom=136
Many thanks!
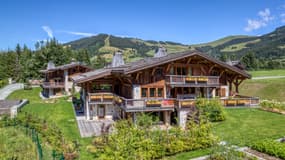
left=141, top=88, right=147, bottom=97
left=150, top=88, right=156, bottom=97
left=157, top=88, right=163, bottom=97
left=155, top=68, right=163, bottom=76
left=176, top=66, right=187, bottom=75
left=93, top=84, right=112, bottom=92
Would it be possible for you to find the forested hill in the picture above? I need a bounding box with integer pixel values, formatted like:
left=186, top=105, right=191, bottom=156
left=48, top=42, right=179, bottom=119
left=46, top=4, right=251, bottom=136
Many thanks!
left=193, top=26, right=285, bottom=60
left=1, top=26, right=285, bottom=83
left=65, top=34, right=190, bottom=62
left=66, top=26, right=285, bottom=69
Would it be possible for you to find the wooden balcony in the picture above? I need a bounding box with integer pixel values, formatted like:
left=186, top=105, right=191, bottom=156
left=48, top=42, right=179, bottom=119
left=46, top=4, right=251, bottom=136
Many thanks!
left=220, top=96, right=260, bottom=107
left=88, top=92, right=175, bottom=111
left=41, top=82, right=65, bottom=88
left=88, top=93, right=122, bottom=104
left=121, top=98, right=175, bottom=112
left=88, top=92, right=260, bottom=111
left=177, top=95, right=259, bottom=108
left=177, top=99, right=196, bottom=108
left=166, top=75, right=220, bottom=87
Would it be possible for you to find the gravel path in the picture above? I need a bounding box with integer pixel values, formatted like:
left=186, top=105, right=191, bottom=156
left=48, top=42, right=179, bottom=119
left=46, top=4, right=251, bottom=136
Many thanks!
left=0, top=83, right=23, bottom=100
left=252, top=76, right=285, bottom=80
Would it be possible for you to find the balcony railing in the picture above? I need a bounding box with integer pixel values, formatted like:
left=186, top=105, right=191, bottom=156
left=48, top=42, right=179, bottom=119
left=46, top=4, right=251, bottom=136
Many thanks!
left=166, top=75, right=220, bottom=86
left=41, top=82, right=65, bottom=88
left=88, top=92, right=260, bottom=110
left=88, top=92, right=175, bottom=111
left=120, top=98, right=176, bottom=111
left=176, top=97, right=259, bottom=108
left=88, top=93, right=122, bottom=104
left=220, top=96, right=260, bottom=107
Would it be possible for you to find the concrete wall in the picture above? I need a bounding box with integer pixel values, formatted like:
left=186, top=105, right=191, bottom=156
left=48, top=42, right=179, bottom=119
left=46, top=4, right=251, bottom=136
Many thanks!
left=178, top=108, right=191, bottom=128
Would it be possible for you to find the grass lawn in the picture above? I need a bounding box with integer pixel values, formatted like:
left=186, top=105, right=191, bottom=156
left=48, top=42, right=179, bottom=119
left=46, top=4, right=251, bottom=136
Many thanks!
left=7, top=86, right=285, bottom=159
left=7, top=87, right=94, bottom=160
left=213, top=108, right=285, bottom=146
left=166, top=148, right=211, bottom=160
left=249, top=69, right=285, bottom=77
left=240, top=78, right=285, bottom=101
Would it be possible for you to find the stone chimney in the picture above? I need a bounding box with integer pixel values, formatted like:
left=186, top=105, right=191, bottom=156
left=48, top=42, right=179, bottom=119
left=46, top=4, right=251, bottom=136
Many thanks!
left=47, top=61, right=55, bottom=70
left=154, top=47, right=167, bottom=58
left=111, top=51, right=125, bottom=67
left=71, top=58, right=77, bottom=64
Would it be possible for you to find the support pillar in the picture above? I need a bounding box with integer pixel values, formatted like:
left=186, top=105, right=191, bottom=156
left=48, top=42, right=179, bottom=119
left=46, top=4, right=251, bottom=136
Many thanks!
left=163, top=111, right=170, bottom=125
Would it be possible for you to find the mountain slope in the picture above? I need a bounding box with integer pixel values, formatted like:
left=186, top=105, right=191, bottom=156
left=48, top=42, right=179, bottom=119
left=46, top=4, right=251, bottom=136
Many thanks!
left=66, top=34, right=190, bottom=62
left=65, top=26, right=285, bottom=63
left=193, top=26, right=285, bottom=60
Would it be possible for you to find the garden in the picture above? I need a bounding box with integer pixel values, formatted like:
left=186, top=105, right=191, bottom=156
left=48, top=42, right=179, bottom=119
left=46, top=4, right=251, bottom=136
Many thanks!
left=4, top=86, right=285, bottom=159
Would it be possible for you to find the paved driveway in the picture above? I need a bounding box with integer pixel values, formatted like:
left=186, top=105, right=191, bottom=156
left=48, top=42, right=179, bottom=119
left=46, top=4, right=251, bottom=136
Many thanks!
left=0, top=83, right=23, bottom=100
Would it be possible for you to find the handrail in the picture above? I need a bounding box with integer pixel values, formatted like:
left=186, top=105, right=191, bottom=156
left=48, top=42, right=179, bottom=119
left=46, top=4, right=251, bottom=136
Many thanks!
left=165, top=75, right=220, bottom=85
left=165, top=75, right=220, bottom=78
left=88, top=92, right=260, bottom=108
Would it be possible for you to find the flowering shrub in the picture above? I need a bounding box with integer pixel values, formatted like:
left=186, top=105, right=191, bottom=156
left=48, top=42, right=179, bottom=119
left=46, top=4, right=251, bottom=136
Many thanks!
left=260, top=100, right=285, bottom=112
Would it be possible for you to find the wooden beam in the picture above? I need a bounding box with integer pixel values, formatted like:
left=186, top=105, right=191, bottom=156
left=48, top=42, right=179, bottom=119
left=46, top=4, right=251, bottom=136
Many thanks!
left=151, top=68, right=157, bottom=76
left=200, top=66, right=206, bottom=75
left=187, top=58, right=192, bottom=64
left=166, top=63, right=172, bottom=73
left=135, top=72, right=141, bottom=81
left=208, top=65, right=216, bottom=74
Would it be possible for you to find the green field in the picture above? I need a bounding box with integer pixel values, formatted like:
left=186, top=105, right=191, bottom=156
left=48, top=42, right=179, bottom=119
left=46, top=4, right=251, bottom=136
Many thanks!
left=7, top=87, right=94, bottom=160
left=249, top=69, right=285, bottom=77
left=213, top=108, right=285, bottom=145
left=240, top=78, right=285, bottom=101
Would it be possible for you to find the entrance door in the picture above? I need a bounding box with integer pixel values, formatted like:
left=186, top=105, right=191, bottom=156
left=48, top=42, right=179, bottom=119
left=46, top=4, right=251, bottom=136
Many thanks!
left=98, top=105, right=105, bottom=118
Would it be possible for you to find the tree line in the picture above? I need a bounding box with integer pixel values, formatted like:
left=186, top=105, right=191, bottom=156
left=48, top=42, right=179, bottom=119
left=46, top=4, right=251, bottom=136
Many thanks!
left=0, top=38, right=107, bottom=82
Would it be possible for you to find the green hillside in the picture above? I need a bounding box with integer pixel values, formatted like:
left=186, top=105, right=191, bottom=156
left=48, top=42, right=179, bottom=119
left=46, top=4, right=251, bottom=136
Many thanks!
left=65, top=26, right=285, bottom=68
left=66, top=34, right=190, bottom=62
left=193, top=26, right=285, bottom=60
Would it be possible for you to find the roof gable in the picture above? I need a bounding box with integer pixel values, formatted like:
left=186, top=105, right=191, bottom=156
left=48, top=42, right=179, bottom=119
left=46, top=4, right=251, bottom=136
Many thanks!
left=72, top=50, right=251, bottom=83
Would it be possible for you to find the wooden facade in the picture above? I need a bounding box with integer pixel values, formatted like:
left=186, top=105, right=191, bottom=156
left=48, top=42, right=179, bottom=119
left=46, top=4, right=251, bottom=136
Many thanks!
left=40, top=62, right=91, bottom=98
left=72, top=51, right=258, bottom=127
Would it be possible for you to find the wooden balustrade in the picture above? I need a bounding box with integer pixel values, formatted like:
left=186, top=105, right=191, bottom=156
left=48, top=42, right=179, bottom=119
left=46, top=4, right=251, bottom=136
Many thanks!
left=41, top=82, right=65, bottom=88
left=166, top=75, right=220, bottom=86
left=88, top=92, right=260, bottom=109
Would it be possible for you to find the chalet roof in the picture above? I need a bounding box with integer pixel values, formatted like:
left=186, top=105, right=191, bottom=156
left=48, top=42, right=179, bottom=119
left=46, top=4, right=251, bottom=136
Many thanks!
left=40, top=62, right=92, bottom=73
left=72, top=50, right=251, bottom=83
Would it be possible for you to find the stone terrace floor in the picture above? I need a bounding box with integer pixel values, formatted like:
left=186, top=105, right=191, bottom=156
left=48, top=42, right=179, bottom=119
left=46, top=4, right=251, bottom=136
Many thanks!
left=76, top=116, right=114, bottom=137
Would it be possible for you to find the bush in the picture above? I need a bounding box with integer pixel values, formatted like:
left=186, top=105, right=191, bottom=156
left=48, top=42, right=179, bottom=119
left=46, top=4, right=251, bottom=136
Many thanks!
left=0, top=79, right=8, bottom=89
left=89, top=113, right=216, bottom=159
left=196, top=99, right=226, bottom=122
left=251, top=139, right=285, bottom=159
left=260, top=100, right=285, bottom=112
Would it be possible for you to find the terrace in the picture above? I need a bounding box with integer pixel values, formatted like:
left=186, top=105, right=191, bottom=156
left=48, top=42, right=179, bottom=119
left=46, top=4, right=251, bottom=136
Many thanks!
left=88, top=92, right=260, bottom=110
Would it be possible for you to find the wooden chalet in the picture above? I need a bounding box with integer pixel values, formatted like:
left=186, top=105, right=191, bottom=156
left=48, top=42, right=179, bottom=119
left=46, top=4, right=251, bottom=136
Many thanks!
left=40, top=61, right=92, bottom=98
left=72, top=49, right=259, bottom=127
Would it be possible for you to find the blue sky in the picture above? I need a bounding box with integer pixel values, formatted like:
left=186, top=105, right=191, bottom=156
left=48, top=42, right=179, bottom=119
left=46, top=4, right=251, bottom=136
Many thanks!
left=1, top=0, right=285, bottom=50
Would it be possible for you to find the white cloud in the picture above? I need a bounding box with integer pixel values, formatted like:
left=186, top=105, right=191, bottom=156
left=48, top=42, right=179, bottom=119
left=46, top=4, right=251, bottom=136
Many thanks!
left=244, top=19, right=266, bottom=32
left=42, top=26, right=53, bottom=38
left=62, top=31, right=96, bottom=37
left=258, top=8, right=274, bottom=22
left=244, top=8, right=274, bottom=32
